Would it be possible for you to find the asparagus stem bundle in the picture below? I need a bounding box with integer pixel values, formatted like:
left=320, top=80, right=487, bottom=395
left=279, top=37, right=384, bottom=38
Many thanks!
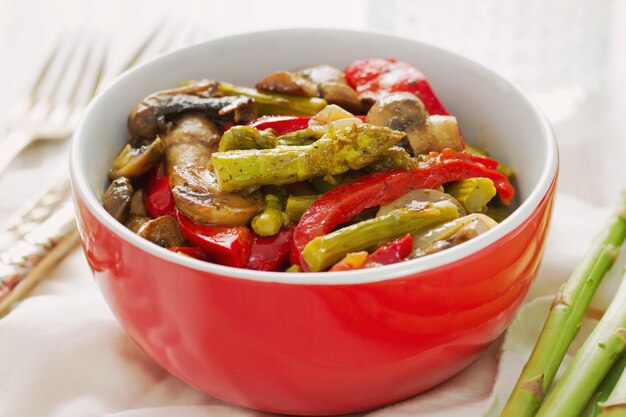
left=500, top=196, right=626, bottom=417
left=599, top=357, right=626, bottom=417
left=581, top=352, right=626, bottom=417
left=535, top=267, right=626, bottom=417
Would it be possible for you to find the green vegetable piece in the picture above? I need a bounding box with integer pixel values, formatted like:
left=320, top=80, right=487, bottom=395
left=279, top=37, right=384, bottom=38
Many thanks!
left=219, top=82, right=327, bottom=116
left=302, top=201, right=459, bottom=272
left=366, top=146, right=418, bottom=172
left=485, top=204, right=511, bottom=223
left=465, top=142, right=516, bottom=180
left=445, top=177, right=497, bottom=213
left=218, top=126, right=278, bottom=152
left=500, top=193, right=626, bottom=417
left=250, top=193, right=290, bottom=236
left=285, top=194, right=319, bottom=223
left=285, top=265, right=301, bottom=273
left=212, top=123, right=405, bottom=192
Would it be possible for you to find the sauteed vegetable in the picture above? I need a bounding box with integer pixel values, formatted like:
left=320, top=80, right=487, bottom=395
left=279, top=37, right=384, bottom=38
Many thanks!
left=103, top=58, right=516, bottom=272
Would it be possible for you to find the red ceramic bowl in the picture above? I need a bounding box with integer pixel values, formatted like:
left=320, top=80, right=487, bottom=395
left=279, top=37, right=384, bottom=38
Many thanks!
left=70, top=29, right=558, bottom=415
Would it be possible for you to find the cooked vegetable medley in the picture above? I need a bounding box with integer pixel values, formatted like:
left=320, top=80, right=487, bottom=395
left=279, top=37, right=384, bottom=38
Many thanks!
left=103, top=58, right=516, bottom=272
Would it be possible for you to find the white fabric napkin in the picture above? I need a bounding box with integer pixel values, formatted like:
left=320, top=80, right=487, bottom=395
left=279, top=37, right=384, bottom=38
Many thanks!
left=0, top=193, right=620, bottom=417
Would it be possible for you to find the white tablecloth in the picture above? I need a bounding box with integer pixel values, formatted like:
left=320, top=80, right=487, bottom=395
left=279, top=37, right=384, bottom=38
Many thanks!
left=1, top=1, right=625, bottom=416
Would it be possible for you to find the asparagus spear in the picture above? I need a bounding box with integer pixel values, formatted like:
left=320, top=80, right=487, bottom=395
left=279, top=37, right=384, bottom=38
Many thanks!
left=581, top=352, right=626, bottom=417
left=500, top=195, right=626, bottom=417
left=302, top=200, right=459, bottom=272
left=219, top=82, right=327, bottom=116
left=445, top=177, right=496, bottom=213
left=218, top=126, right=278, bottom=151
left=535, top=267, right=626, bottom=417
left=599, top=348, right=626, bottom=417
left=285, top=194, right=319, bottom=223
left=212, top=124, right=405, bottom=192
left=250, top=193, right=290, bottom=236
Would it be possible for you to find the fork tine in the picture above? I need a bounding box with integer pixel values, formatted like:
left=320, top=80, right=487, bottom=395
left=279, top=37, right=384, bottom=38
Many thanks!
left=119, top=19, right=167, bottom=72
left=88, top=39, right=108, bottom=98
left=28, top=37, right=63, bottom=102
left=44, top=36, right=81, bottom=103
left=66, top=38, right=94, bottom=106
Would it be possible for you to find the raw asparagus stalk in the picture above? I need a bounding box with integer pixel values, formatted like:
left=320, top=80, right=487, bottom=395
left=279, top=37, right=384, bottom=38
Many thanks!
left=250, top=193, right=289, bottom=237
left=212, top=124, right=405, bottom=192
left=535, top=267, right=626, bottom=417
left=581, top=352, right=626, bottom=417
left=285, top=194, right=319, bottom=223
left=599, top=349, right=626, bottom=417
left=302, top=201, right=459, bottom=272
left=445, top=177, right=496, bottom=213
left=500, top=195, right=626, bottom=417
left=219, top=82, right=327, bottom=116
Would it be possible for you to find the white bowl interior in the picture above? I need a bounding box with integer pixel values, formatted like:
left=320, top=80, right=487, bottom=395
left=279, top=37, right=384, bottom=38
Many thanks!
left=71, top=28, right=557, bottom=284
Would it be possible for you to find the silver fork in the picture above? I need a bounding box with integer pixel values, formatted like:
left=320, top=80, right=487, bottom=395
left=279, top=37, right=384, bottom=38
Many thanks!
left=1, top=37, right=107, bottom=176
left=0, top=22, right=201, bottom=316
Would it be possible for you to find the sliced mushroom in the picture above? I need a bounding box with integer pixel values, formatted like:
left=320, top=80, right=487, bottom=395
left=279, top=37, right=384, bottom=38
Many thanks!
left=103, top=177, right=133, bottom=222
left=128, top=79, right=256, bottom=140
left=255, top=71, right=318, bottom=97
left=297, top=65, right=362, bottom=113
left=407, top=115, right=463, bottom=156
left=162, top=113, right=221, bottom=174
left=377, top=189, right=465, bottom=218
left=366, top=92, right=428, bottom=133
left=318, top=82, right=362, bottom=114
left=170, top=166, right=264, bottom=226
left=108, top=137, right=164, bottom=179
left=136, top=215, right=185, bottom=248
left=129, top=189, right=148, bottom=217
left=366, top=92, right=463, bottom=155
left=125, top=215, right=151, bottom=233
left=411, top=213, right=497, bottom=258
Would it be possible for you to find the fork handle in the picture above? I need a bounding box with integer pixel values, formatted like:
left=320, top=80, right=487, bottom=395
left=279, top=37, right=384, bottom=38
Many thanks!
left=0, top=130, right=33, bottom=176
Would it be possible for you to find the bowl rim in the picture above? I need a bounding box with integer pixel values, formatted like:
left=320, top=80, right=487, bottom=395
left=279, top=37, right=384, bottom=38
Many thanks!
left=70, top=27, right=558, bottom=285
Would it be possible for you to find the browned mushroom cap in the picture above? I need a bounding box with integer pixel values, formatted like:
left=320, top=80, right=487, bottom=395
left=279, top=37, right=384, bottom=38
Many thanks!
left=170, top=166, right=264, bottom=226
left=366, top=92, right=429, bottom=132
left=407, top=115, right=463, bottom=156
left=129, top=189, right=148, bottom=217
left=136, top=215, right=185, bottom=248
left=128, top=79, right=256, bottom=140
left=366, top=92, right=462, bottom=155
left=296, top=65, right=362, bottom=114
left=125, top=215, right=151, bottom=233
left=318, top=82, right=362, bottom=114
left=162, top=113, right=221, bottom=175
left=255, top=71, right=319, bottom=97
left=103, top=177, right=133, bottom=223
left=108, top=137, right=165, bottom=180
left=296, top=65, right=345, bottom=84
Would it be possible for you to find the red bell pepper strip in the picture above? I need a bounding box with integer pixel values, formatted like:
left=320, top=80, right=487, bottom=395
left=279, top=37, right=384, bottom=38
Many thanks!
left=345, top=58, right=449, bottom=116
left=176, top=211, right=252, bottom=268
left=168, top=246, right=211, bottom=262
left=291, top=149, right=514, bottom=268
left=247, top=115, right=367, bottom=136
left=248, top=116, right=312, bottom=135
left=366, top=233, right=413, bottom=266
left=144, top=165, right=176, bottom=218
left=246, top=226, right=294, bottom=271
left=468, top=154, right=499, bottom=170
